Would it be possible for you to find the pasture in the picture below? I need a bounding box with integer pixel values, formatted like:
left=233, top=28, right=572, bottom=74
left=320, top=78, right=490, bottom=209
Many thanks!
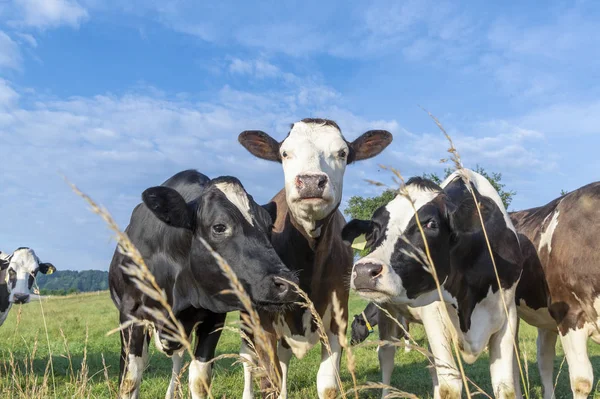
left=1, top=292, right=599, bottom=398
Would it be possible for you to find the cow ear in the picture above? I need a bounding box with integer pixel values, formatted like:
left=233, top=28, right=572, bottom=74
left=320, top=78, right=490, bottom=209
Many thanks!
left=239, top=131, right=281, bottom=163
left=39, top=262, right=56, bottom=274
left=261, top=201, right=278, bottom=224
left=143, top=186, right=193, bottom=229
left=342, top=219, right=374, bottom=246
left=448, top=196, right=495, bottom=235
left=347, top=130, right=393, bottom=164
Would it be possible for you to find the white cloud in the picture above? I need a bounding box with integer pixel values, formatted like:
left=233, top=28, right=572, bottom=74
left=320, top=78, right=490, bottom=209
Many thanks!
left=0, top=31, right=22, bottom=70
left=0, top=79, right=19, bottom=108
left=515, top=101, right=600, bottom=137
left=14, top=32, right=38, bottom=47
left=228, top=58, right=281, bottom=79
left=0, top=77, right=400, bottom=270
left=12, top=0, right=89, bottom=29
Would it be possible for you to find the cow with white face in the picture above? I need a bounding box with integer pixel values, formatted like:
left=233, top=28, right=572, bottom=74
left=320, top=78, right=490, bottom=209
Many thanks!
left=239, top=118, right=392, bottom=399
left=0, top=248, right=56, bottom=326
left=342, top=169, right=522, bottom=399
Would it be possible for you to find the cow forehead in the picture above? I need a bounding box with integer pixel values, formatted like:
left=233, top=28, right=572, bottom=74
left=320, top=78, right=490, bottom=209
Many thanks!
left=282, top=122, right=347, bottom=152
left=9, top=248, right=39, bottom=273
left=385, top=186, right=441, bottom=234
left=213, top=182, right=254, bottom=226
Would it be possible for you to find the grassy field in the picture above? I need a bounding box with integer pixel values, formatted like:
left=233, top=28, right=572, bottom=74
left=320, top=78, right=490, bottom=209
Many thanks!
left=1, top=291, right=599, bottom=398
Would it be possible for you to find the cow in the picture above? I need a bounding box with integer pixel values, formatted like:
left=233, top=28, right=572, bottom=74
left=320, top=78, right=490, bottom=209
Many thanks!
left=350, top=302, right=411, bottom=351
left=108, top=169, right=299, bottom=399
left=341, top=169, right=523, bottom=399
left=0, top=247, right=56, bottom=326
left=510, top=181, right=600, bottom=399
left=238, top=118, right=392, bottom=398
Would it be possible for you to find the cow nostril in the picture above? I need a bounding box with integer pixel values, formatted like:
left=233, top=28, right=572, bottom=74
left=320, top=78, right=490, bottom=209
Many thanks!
left=295, top=176, right=304, bottom=188
left=368, top=264, right=383, bottom=278
left=274, top=280, right=290, bottom=296
left=317, top=176, right=327, bottom=189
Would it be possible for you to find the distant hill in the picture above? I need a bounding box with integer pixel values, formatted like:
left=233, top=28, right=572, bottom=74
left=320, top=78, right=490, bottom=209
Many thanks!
left=36, top=270, right=108, bottom=295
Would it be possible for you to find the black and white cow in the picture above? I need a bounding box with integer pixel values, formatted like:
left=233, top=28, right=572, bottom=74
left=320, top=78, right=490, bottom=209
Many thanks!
left=238, top=118, right=392, bottom=398
left=511, top=181, right=600, bottom=399
left=108, top=170, right=298, bottom=399
left=0, top=248, right=56, bottom=326
left=350, top=302, right=410, bottom=350
left=342, top=169, right=522, bottom=399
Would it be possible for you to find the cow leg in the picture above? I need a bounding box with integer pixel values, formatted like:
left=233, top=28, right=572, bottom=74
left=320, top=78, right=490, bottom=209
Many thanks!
left=559, top=326, right=593, bottom=399
left=421, top=303, right=461, bottom=399
left=241, top=339, right=256, bottom=399
left=317, top=331, right=342, bottom=399
left=401, top=318, right=411, bottom=353
left=489, top=308, right=517, bottom=399
left=165, top=350, right=184, bottom=399
left=119, top=318, right=148, bottom=399
left=511, top=321, right=523, bottom=399
left=377, top=306, right=399, bottom=399
left=537, top=328, right=557, bottom=399
left=277, top=342, right=293, bottom=399
left=189, top=313, right=226, bottom=399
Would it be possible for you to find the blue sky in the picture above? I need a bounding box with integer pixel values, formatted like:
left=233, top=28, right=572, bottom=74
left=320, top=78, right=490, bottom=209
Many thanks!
left=1, top=0, right=599, bottom=271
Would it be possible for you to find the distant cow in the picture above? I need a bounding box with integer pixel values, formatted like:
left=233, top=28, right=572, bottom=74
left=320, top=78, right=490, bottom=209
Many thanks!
left=0, top=248, right=56, bottom=326
left=350, top=302, right=411, bottom=351
left=511, top=182, right=600, bottom=399
left=108, top=170, right=298, bottom=399
left=342, top=169, right=522, bottom=399
left=238, top=118, right=392, bottom=398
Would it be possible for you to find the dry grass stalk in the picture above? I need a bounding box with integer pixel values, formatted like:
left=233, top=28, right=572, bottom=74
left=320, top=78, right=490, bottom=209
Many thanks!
left=67, top=178, right=204, bottom=397
left=286, top=279, right=346, bottom=399
left=332, top=291, right=358, bottom=399
left=347, top=382, right=418, bottom=398
left=199, top=237, right=282, bottom=397
left=424, top=110, right=530, bottom=398
left=553, top=356, right=566, bottom=396
left=369, top=165, right=474, bottom=398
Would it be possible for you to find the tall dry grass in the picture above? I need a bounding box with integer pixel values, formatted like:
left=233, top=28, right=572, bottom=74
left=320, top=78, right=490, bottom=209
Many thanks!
left=1, top=114, right=552, bottom=399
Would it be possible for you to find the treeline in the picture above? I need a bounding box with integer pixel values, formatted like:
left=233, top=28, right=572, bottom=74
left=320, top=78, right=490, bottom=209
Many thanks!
left=36, top=270, right=108, bottom=296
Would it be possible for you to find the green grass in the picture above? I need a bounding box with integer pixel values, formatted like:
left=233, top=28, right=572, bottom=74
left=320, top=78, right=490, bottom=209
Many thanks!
left=1, top=291, right=599, bottom=398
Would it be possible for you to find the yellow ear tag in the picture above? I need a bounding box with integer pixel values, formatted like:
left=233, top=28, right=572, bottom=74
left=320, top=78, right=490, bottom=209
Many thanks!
left=47, top=267, right=55, bottom=275
left=351, top=234, right=367, bottom=251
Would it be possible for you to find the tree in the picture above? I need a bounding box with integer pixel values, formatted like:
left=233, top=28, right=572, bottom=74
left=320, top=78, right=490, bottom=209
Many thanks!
left=344, top=166, right=516, bottom=256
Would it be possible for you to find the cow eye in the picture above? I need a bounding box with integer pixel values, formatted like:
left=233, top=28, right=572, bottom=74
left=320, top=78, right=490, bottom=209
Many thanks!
left=281, top=151, right=288, bottom=158
left=338, top=149, right=347, bottom=159
left=212, top=224, right=227, bottom=234
left=425, top=219, right=438, bottom=229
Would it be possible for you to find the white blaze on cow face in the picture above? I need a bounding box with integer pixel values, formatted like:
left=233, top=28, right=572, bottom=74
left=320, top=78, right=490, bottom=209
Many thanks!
left=351, top=185, right=440, bottom=303
left=279, top=121, right=350, bottom=236
left=6, top=248, right=40, bottom=304
left=214, top=182, right=254, bottom=226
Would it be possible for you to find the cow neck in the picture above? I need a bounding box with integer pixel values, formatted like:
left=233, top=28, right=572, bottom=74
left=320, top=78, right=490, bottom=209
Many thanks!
left=288, top=204, right=339, bottom=250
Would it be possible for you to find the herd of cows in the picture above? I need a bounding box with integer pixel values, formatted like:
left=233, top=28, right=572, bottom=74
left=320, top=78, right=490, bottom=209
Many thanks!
left=0, top=118, right=598, bottom=399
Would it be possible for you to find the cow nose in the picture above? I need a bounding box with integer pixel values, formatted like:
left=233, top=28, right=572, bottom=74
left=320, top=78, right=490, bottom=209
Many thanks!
left=295, top=174, right=328, bottom=199
left=353, top=262, right=383, bottom=290
left=272, top=276, right=298, bottom=303
left=13, top=293, right=30, bottom=304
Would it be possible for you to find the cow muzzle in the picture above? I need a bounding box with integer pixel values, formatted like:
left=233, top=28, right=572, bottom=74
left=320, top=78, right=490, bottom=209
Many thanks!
left=352, top=262, right=383, bottom=291
left=295, top=173, right=328, bottom=200
left=12, top=293, right=30, bottom=304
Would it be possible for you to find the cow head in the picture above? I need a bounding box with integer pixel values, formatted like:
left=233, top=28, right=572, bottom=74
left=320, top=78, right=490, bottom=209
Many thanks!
left=342, top=177, right=496, bottom=306
left=2, top=248, right=55, bottom=304
left=350, top=314, right=372, bottom=345
left=142, top=176, right=299, bottom=312
left=239, top=118, right=392, bottom=237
